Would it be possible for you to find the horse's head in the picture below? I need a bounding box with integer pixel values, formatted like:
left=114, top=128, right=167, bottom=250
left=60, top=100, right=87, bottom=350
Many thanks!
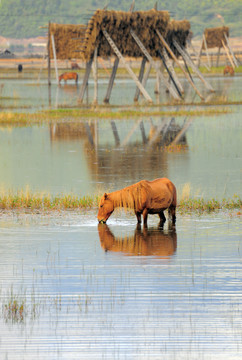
left=97, top=193, right=114, bottom=224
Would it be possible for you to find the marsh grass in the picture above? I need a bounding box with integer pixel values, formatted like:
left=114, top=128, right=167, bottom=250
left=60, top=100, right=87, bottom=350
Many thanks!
left=0, top=105, right=233, bottom=126
left=0, top=187, right=240, bottom=214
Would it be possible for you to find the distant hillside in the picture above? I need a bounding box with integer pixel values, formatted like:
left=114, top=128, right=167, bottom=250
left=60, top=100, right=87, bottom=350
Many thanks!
left=0, top=0, right=241, bottom=39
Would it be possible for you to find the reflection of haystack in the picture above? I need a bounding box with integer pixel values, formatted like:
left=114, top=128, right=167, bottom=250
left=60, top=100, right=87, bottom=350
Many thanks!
left=203, top=26, right=229, bottom=49
left=148, top=120, right=188, bottom=146
left=49, top=23, right=87, bottom=59
left=80, top=9, right=170, bottom=61
left=165, top=20, right=191, bottom=57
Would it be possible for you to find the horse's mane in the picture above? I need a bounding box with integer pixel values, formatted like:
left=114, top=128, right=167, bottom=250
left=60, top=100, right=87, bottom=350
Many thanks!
left=110, top=180, right=150, bottom=210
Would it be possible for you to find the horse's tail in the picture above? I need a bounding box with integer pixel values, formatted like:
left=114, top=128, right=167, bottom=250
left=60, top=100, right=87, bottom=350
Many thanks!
left=58, top=74, right=63, bottom=83
left=166, top=180, right=177, bottom=207
left=76, top=73, right=78, bottom=83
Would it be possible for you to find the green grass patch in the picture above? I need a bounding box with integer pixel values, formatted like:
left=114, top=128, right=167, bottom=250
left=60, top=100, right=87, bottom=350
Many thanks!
left=0, top=105, right=233, bottom=126
left=0, top=190, right=241, bottom=214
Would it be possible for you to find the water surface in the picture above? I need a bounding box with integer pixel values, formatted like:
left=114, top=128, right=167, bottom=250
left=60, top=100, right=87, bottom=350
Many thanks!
left=0, top=212, right=241, bottom=359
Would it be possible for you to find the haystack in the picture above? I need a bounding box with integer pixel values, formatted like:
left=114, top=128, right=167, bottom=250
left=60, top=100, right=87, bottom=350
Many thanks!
left=80, top=9, right=170, bottom=61
left=203, top=26, right=229, bottom=49
left=49, top=23, right=87, bottom=59
left=165, top=20, right=191, bottom=57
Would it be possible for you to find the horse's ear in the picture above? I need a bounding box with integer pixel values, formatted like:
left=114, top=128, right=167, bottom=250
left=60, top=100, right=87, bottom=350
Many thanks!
left=104, top=193, right=108, bottom=200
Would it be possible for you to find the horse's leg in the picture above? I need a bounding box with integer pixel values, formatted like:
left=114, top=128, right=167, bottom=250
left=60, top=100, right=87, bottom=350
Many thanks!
left=143, top=208, right=148, bottom=227
left=135, top=211, right=142, bottom=224
left=158, top=211, right=166, bottom=227
left=168, top=205, right=176, bottom=225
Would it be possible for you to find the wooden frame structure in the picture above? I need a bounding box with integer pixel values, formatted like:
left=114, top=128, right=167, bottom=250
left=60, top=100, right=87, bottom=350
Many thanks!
left=47, top=7, right=215, bottom=104
left=198, top=26, right=238, bottom=69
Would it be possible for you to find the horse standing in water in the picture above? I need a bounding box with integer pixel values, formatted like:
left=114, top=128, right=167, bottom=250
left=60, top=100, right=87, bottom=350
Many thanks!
left=223, top=65, right=234, bottom=76
left=59, top=72, right=78, bottom=84
left=97, top=178, right=177, bottom=227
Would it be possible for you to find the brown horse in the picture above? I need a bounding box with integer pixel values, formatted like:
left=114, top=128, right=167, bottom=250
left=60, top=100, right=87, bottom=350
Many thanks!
left=97, top=178, right=177, bottom=227
left=223, top=65, right=234, bottom=76
left=59, top=72, right=78, bottom=84
left=98, top=224, right=177, bottom=258
left=71, top=62, right=80, bottom=70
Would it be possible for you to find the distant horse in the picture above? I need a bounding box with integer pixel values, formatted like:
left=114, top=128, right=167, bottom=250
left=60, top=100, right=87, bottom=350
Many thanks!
left=223, top=65, right=234, bottom=76
left=71, top=62, right=80, bottom=70
left=97, top=178, right=177, bottom=227
left=59, top=72, right=78, bottom=84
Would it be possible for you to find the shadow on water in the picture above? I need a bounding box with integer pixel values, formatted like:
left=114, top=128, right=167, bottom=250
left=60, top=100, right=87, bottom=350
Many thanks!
left=98, top=223, right=177, bottom=258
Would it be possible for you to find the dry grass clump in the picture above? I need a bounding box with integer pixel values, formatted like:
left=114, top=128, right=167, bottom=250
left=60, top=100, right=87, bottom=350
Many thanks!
left=49, top=23, right=87, bottom=60
left=80, top=9, right=170, bottom=61
left=203, top=26, right=229, bottom=49
left=165, top=19, right=191, bottom=57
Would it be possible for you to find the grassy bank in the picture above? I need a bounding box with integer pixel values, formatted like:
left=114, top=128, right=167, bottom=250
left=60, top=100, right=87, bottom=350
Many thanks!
left=0, top=105, right=234, bottom=126
left=0, top=190, right=241, bottom=214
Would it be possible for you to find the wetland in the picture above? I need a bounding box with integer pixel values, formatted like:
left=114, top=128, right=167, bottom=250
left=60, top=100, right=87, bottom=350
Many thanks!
left=0, top=71, right=241, bottom=359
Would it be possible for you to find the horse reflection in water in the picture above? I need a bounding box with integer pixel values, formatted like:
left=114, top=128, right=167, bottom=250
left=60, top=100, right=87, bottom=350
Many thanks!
left=98, top=224, right=177, bottom=258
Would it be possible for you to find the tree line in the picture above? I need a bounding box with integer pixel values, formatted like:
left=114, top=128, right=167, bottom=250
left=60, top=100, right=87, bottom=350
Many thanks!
left=0, top=0, right=241, bottom=38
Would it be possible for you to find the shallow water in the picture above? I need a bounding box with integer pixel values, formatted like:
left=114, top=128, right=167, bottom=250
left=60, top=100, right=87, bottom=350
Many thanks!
left=0, top=112, right=241, bottom=199
left=0, top=72, right=241, bottom=110
left=0, top=212, right=241, bottom=359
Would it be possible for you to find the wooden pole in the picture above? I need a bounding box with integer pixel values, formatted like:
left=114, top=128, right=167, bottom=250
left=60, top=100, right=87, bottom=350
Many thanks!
left=130, top=29, right=180, bottom=100
left=104, top=56, right=119, bottom=103
left=48, top=21, right=51, bottom=86
left=203, top=34, right=211, bottom=69
left=134, top=62, right=151, bottom=102
left=51, top=34, right=59, bottom=83
left=134, top=57, right=147, bottom=100
left=78, top=57, right=93, bottom=103
left=197, top=39, right=203, bottom=68
left=103, top=29, right=153, bottom=103
left=92, top=47, right=98, bottom=105
left=173, top=39, right=215, bottom=92
left=158, top=49, right=182, bottom=98
left=222, top=39, right=235, bottom=68
left=156, top=30, right=205, bottom=101
left=162, top=48, right=184, bottom=94
left=216, top=47, right=221, bottom=67
left=224, top=33, right=238, bottom=67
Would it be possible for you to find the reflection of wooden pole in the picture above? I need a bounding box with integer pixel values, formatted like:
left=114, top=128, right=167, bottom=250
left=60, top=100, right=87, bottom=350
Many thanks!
left=134, top=57, right=147, bottom=100
left=156, top=30, right=205, bottom=101
left=79, top=57, right=93, bottom=103
left=121, top=119, right=142, bottom=147
left=48, top=21, right=51, bottom=86
left=104, top=56, right=119, bottom=104
left=103, top=29, right=153, bottom=103
left=92, top=47, right=98, bottom=105
left=111, top=121, right=120, bottom=146
left=85, top=122, right=94, bottom=147
left=140, top=121, right=147, bottom=144
left=51, top=34, right=59, bottom=83
left=171, top=118, right=193, bottom=145
left=173, top=39, right=214, bottom=92
left=222, top=39, right=235, bottom=69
